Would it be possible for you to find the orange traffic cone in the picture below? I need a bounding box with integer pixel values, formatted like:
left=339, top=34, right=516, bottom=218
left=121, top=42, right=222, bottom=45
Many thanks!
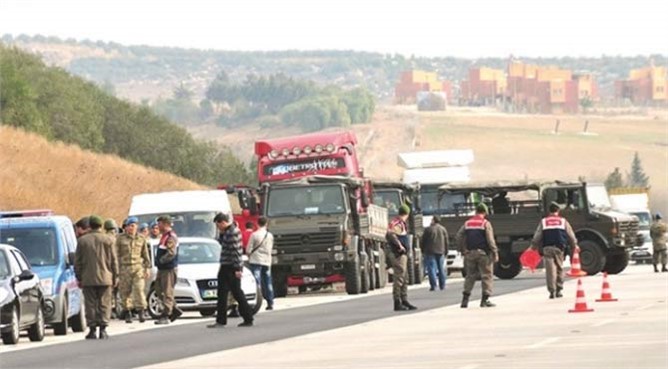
left=595, top=272, right=618, bottom=302
left=567, top=247, right=587, bottom=277
left=568, top=278, right=594, bottom=313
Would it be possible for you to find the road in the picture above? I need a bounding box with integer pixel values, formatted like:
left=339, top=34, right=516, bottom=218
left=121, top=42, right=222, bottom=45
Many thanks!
left=2, top=265, right=666, bottom=369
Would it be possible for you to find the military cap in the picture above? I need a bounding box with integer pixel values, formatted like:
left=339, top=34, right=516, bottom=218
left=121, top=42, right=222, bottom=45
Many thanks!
left=548, top=201, right=561, bottom=213
left=150, top=220, right=158, bottom=228
left=475, top=203, right=488, bottom=214
left=157, top=215, right=173, bottom=225
left=89, top=215, right=103, bottom=227
left=104, top=219, right=118, bottom=230
left=398, top=204, right=411, bottom=216
left=139, top=222, right=149, bottom=231
left=125, top=216, right=139, bottom=225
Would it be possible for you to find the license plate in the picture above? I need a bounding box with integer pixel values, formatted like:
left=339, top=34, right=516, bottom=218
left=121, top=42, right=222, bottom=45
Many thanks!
left=202, top=289, right=217, bottom=298
left=300, top=264, right=316, bottom=270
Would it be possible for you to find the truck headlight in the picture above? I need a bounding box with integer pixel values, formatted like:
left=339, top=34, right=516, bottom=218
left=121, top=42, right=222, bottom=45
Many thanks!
left=40, top=278, right=54, bottom=296
left=176, top=278, right=190, bottom=287
left=334, top=253, right=345, bottom=261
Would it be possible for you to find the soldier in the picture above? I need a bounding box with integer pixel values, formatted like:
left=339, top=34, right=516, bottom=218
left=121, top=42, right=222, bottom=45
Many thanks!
left=74, top=216, right=91, bottom=239
left=386, top=205, right=417, bottom=312
left=116, top=216, right=151, bottom=323
left=74, top=215, right=118, bottom=339
left=650, top=213, right=667, bottom=273
left=456, top=203, right=498, bottom=308
left=208, top=212, right=254, bottom=328
left=149, top=221, right=161, bottom=240
left=530, top=202, right=579, bottom=298
left=105, top=219, right=119, bottom=238
left=139, top=223, right=150, bottom=239
left=154, top=215, right=182, bottom=325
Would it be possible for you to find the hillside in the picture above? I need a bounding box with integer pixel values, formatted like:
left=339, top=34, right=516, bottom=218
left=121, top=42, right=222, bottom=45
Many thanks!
left=0, top=126, right=204, bottom=222
left=191, top=105, right=668, bottom=214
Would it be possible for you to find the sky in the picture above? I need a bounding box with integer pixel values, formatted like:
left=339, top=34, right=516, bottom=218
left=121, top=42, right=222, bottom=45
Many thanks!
left=1, top=0, right=667, bottom=58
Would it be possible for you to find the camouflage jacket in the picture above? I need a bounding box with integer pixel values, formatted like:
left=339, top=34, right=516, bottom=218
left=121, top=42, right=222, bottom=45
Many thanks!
left=115, top=233, right=151, bottom=269
left=650, top=221, right=667, bottom=250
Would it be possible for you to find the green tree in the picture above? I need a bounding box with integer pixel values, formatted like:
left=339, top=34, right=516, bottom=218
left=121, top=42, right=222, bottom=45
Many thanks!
left=627, top=152, right=649, bottom=187
left=604, top=167, right=624, bottom=190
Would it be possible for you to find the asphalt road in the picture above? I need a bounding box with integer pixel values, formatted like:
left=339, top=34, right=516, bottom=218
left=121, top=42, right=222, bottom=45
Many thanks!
left=2, top=275, right=545, bottom=369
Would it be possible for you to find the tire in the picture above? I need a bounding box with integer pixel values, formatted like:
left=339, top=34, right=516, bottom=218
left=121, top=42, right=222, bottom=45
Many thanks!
left=376, top=248, right=387, bottom=289
left=1, top=306, right=20, bottom=345
left=368, top=249, right=376, bottom=292
left=603, top=252, right=630, bottom=275
left=28, top=306, right=45, bottom=342
left=494, top=255, right=522, bottom=279
left=413, top=248, right=424, bottom=285
left=406, top=251, right=416, bottom=285
left=70, top=295, right=85, bottom=332
left=272, top=272, right=288, bottom=298
left=344, top=255, right=362, bottom=295
left=147, top=288, right=163, bottom=319
left=53, top=300, right=68, bottom=336
left=360, top=253, right=370, bottom=294
left=578, top=240, right=606, bottom=275
left=199, top=308, right=216, bottom=317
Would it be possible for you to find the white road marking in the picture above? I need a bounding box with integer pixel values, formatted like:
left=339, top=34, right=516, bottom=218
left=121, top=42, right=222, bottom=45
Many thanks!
left=457, top=364, right=480, bottom=369
left=591, top=318, right=616, bottom=327
left=634, top=303, right=655, bottom=311
left=524, top=337, right=561, bottom=349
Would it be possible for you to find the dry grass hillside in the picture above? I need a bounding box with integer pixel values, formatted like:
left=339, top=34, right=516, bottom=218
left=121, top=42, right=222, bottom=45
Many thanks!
left=0, top=126, right=204, bottom=222
left=188, top=105, right=668, bottom=214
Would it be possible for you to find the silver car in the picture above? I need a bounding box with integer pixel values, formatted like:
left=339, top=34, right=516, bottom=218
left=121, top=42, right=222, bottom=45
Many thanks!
left=115, top=237, right=261, bottom=319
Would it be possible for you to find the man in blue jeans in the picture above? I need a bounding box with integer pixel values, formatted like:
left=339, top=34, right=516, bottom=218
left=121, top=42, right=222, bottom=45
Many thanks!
left=247, top=216, right=275, bottom=310
left=421, top=216, right=449, bottom=291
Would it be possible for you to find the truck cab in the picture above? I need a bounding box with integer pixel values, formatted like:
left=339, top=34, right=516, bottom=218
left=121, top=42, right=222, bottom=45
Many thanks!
left=262, top=176, right=388, bottom=296
left=0, top=211, right=85, bottom=335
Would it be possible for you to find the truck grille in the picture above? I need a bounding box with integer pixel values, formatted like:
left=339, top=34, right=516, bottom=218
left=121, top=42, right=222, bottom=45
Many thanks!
left=275, top=228, right=340, bottom=253
left=619, top=219, right=640, bottom=246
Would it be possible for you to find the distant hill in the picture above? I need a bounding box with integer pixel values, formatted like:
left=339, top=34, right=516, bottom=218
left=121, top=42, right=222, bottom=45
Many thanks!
left=3, top=34, right=666, bottom=104
left=0, top=45, right=252, bottom=186
left=0, top=126, right=204, bottom=222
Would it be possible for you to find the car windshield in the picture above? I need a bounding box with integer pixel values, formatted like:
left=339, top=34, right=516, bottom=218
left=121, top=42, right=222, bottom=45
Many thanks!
left=631, top=212, right=651, bottom=230
left=136, top=212, right=217, bottom=238
left=0, top=251, right=10, bottom=279
left=267, top=185, right=345, bottom=217
left=373, top=190, right=402, bottom=216
left=0, top=228, right=58, bottom=266
left=422, top=190, right=467, bottom=216
left=178, top=242, right=221, bottom=264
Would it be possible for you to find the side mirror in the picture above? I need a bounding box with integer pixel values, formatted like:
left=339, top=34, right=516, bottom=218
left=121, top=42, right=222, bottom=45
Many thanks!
left=67, top=252, right=76, bottom=266
left=361, top=190, right=370, bottom=208
left=15, top=269, right=35, bottom=282
left=248, top=196, right=259, bottom=216
left=238, top=192, right=249, bottom=209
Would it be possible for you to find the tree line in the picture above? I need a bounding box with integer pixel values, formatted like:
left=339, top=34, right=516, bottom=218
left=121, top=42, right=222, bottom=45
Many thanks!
left=0, top=45, right=252, bottom=186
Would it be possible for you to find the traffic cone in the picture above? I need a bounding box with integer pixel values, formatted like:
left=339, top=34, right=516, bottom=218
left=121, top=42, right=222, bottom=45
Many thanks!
left=568, top=278, right=594, bottom=313
left=595, top=272, right=618, bottom=302
left=567, top=247, right=587, bottom=277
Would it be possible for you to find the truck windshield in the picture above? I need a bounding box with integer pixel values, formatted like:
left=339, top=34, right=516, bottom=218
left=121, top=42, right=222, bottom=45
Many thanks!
left=631, top=211, right=651, bottom=230
left=0, top=228, right=58, bottom=266
left=586, top=185, right=612, bottom=210
left=373, top=191, right=402, bottom=216
left=136, top=212, right=217, bottom=238
left=422, top=190, right=466, bottom=216
left=267, top=186, right=345, bottom=217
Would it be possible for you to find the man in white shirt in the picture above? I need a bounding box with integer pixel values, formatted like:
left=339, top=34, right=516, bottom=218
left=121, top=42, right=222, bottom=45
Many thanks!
left=247, top=216, right=275, bottom=310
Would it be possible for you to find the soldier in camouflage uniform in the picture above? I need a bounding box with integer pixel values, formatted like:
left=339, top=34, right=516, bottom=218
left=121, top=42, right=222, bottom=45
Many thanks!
left=115, top=216, right=151, bottom=323
left=650, top=213, right=667, bottom=273
left=105, top=219, right=119, bottom=238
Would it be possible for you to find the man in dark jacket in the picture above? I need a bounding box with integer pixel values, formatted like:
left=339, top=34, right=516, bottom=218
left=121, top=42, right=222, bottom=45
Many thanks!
left=154, top=215, right=181, bottom=325
left=386, top=205, right=417, bottom=312
left=421, top=216, right=449, bottom=291
left=208, top=213, right=254, bottom=328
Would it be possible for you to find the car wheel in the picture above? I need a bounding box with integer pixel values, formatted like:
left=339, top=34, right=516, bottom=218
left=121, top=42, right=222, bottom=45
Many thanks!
left=1, top=305, right=20, bottom=345
left=199, top=308, right=216, bottom=317
left=28, top=306, right=45, bottom=342
left=147, top=288, right=163, bottom=319
left=70, top=294, right=85, bottom=332
left=251, top=285, right=263, bottom=315
left=53, top=300, right=68, bottom=336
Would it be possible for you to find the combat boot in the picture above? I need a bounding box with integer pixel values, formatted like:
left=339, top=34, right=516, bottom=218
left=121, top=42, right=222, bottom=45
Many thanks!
left=169, top=306, right=183, bottom=322
left=556, top=288, right=563, bottom=298
left=480, top=294, right=496, bottom=308
left=401, top=299, right=418, bottom=310
left=85, top=327, right=97, bottom=340
left=654, top=264, right=659, bottom=273
left=662, top=265, right=668, bottom=272
left=138, top=309, right=146, bottom=323
left=460, top=293, right=470, bottom=308
left=394, top=300, right=409, bottom=311
left=98, top=326, right=109, bottom=339
left=124, top=310, right=132, bottom=324
left=549, top=292, right=555, bottom=299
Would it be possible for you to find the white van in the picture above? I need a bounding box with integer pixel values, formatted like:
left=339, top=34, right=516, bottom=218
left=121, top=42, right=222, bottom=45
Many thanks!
left=128, top=190, right=233, bottom=239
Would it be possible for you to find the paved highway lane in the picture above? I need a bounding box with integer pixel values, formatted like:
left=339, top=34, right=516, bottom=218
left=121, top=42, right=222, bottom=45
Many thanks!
left=2, top=275, right=545, bottom=369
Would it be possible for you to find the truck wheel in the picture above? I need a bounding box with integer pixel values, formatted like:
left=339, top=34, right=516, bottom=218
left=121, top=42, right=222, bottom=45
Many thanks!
left=345, top=255, right=362, bottom=295
left=578, top=240, right=606, bottom=275
left=494, top=256, right=522, bottom=279
left=272, top=273, right=288, bottom=298
left=360, top=254, right=370, bottom=294
left=53, top=300, right=69, bottom=336
left=603, top=252, right=629, bottom=275
left=406, top=252, right=416, bottom=285
left=413, top=248, right=424, bottom=285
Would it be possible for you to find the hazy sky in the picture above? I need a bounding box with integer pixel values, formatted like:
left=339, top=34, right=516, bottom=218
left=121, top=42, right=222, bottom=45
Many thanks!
left=1, top=0, right=666, bottom=58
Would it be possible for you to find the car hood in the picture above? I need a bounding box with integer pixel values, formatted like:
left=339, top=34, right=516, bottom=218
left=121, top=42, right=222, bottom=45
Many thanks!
left=177, top=263, right=220, bottom=280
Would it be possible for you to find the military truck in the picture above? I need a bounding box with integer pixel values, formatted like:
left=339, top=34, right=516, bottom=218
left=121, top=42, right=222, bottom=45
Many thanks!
left=372, top=181, right=424, bottom=284
left=262, top=176, right=389, bottom=296
left=437, top=181, right=641, bottom=278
